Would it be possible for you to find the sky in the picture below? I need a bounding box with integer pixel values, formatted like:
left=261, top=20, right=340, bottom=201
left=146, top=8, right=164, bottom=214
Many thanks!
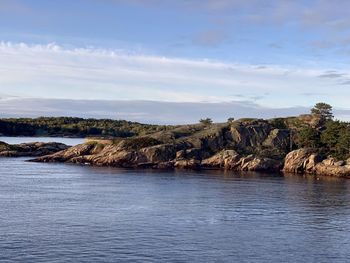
left=0, top=0, right=350, bottom=123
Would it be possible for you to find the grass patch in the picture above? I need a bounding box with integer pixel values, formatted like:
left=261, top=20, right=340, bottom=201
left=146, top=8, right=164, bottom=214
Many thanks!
left=117, top=137, right=163, bottom=151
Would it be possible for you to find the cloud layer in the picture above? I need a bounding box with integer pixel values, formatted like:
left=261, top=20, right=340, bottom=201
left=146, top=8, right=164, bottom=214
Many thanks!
left=0, top=97, right=311, bottom=124
left=0, top=41, right=349, bottom=109
left=1, top=97, right=350, bottom=124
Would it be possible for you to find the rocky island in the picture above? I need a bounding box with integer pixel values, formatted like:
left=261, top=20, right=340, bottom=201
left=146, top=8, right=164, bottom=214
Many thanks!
left=2, top=103, right=350, bottom=178
left=0, top=141, right=69, bottom=157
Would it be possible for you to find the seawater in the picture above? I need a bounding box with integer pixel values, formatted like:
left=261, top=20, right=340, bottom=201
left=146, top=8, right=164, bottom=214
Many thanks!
left=0, top=136, right=84, bottom=146
left=0, top=139, right=350, bottom=262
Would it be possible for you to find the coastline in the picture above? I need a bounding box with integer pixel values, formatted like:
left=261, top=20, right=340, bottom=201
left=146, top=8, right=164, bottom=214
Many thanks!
left=2, top=114, right=350, bottom=178
left=28, top=141, right=350, bottom=179
left=1, top=140, right=349, bottom=178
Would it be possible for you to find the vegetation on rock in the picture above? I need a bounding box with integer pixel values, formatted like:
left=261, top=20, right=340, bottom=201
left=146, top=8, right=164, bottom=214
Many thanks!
left=4, top=102, right=350, bottom=177
left=292, top=103, right=350, bottom=160
left=199, top=118, right=213, bottom=125
left=0, top=117, right=166, bottom=137
left=311, top=102, right=334, bottom=121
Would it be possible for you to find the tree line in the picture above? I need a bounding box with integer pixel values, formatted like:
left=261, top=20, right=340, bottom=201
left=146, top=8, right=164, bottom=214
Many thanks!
left=2, top=102, right=350, bottom=161
left=295, top=103, right=350, bottom=160
left=0, top=117, right=166, bottom=138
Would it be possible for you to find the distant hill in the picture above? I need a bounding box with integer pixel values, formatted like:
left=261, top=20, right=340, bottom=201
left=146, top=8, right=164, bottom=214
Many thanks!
left=0, top=117, right=168, bottom=138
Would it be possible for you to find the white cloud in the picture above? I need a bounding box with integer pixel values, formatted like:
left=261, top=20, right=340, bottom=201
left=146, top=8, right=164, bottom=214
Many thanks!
left=1, top=97, right=349, bottom=124
left=0, top=41, right=349, bottom=109
left=0, top=98, right=309, bottom=124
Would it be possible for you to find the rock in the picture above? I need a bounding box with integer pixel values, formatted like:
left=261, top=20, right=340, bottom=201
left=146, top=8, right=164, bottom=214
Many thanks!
left=322, top=158, right=335, bottom=166
left=227, top=120, right=289, bottom=158
left=229, top=120, right=272, bottom=150
left=0, top=141, right=69, bottom=157
left=334, top=161, right=345, bottom=167
left=283, top=148, right=321, bottom=174
left=176, top=150, right=186, bottom=159
left=304, top=153, right=320, bottom=173
left=239, top=155, right=282, bottom=172
left=201, top=150, right=240, bottom=169
left=156, top=161, right=174, bottom=169
left=182, top=125, right=227, bottom=152
left=283, top=148, right=350, bottom=177
left=174, top=159, right=201, bottom=169
left=140, top=144, right=176, bottom=163
left=176, top=148, right=203, bottom=160
left=0, top=150, right=23, bottom=157
left=33, top=142, right=96, bottom=162
left=23, top=120, right=350, bottom=177
left=263, top=129, right=290, bottom=150
left=201, top=150, right=281, bottom=172
left=321, top=157, right=345, bottom=167
left=314, top=163, right=350, bottom=177
left=87, top=148, right=146, bottom=167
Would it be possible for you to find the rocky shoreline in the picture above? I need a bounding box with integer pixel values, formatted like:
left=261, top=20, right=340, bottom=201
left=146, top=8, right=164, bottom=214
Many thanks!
left=283, top=148, right=350, bottom=178
left=0, top=141, right=69, bottom=157
left=27, top=141, right=350, bottom=178
left=2, top=116, right=350, bottom=178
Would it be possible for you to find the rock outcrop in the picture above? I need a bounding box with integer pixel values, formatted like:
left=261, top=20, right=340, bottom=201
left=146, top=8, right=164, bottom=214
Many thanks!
left=25, top=118, right=350, bottom=178
left=283, top=148, right=350, bottom=178
left=31, top=137, right=283, bottom=172
left=0, top=141, right=69, bottom=157
left=201, top=150, right=282, bottom=172
left=28, top=119, right=287, bottom=172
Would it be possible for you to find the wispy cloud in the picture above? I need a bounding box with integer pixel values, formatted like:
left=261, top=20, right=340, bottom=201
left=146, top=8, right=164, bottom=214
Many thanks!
left=1, top=41, right=350, bottom=108
left=0, top=97, right=310, bottom=124
left=1, top=97, right=349, bottom=124
left=318, top=71, right=346, bottom=79
left=340, top=80, right=350, bottom=85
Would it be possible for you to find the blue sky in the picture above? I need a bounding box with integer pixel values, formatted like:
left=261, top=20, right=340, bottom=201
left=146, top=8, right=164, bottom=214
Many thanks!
left=0, top=0, right=350, bottom=123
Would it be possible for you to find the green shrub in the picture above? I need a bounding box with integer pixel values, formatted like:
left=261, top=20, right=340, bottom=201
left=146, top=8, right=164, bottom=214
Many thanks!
left=120, top=137, right=162, bottom=150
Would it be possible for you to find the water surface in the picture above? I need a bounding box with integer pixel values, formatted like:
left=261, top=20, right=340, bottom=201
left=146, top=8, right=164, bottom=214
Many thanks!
left=0, top=136, right=84, bottom=145
left=0, top=157, right=350, bottom=262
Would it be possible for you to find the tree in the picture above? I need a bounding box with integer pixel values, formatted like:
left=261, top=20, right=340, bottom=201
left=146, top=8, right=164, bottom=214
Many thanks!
left=227, top=117, right=235, bottom=123
left=295, top=126, right=321, bottom=148
left=321, top=121, right=342, bottom=150
left=199, top=118, right=213, bottom=125
left=337, top=126, right=350, bottom=159
left=321, top=121, right=350, bottom=159
left=311, top=102, right=333, bottom=120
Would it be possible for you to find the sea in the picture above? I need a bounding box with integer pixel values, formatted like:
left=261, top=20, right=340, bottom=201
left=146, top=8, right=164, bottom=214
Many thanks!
left=0, top=137, right=349, bottom=262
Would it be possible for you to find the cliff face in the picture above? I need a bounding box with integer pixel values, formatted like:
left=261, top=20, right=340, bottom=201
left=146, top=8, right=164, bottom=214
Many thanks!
left=31, top=119, right=289, bottom=172
left=28, top=117, right=350, bottom=178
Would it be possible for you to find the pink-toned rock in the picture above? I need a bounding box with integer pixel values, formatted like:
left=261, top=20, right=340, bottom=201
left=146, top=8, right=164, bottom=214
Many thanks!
left=239, top=155, right=281, bottom=172
left=174, top=159, right=201, bottom=169
left=201, top=150, right=240, bottom=169
left=283, top=148, right=350, bottom=177
left=283, top=148, right=321, bottom=174
left=201, top=150, right=281, bottom=172
left=0, top=141, right=69, bottom=157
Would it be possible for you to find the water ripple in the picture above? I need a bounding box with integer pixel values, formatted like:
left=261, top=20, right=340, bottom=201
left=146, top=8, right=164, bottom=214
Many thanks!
left=0, top=157, right=350, bottom=262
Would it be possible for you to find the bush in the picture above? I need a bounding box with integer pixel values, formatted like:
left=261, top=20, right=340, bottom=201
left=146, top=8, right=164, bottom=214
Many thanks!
left=199, top=118, right=213, bottom=125
left=295, top=126, right=320, bottom=148
left=270, top=118, right=287, bottom=129
left=119, top=137, right=162, bottom=150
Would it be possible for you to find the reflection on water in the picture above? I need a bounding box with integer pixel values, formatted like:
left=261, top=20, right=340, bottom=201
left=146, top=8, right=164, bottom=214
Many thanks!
left=0, top=157, right=349, bottom=262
